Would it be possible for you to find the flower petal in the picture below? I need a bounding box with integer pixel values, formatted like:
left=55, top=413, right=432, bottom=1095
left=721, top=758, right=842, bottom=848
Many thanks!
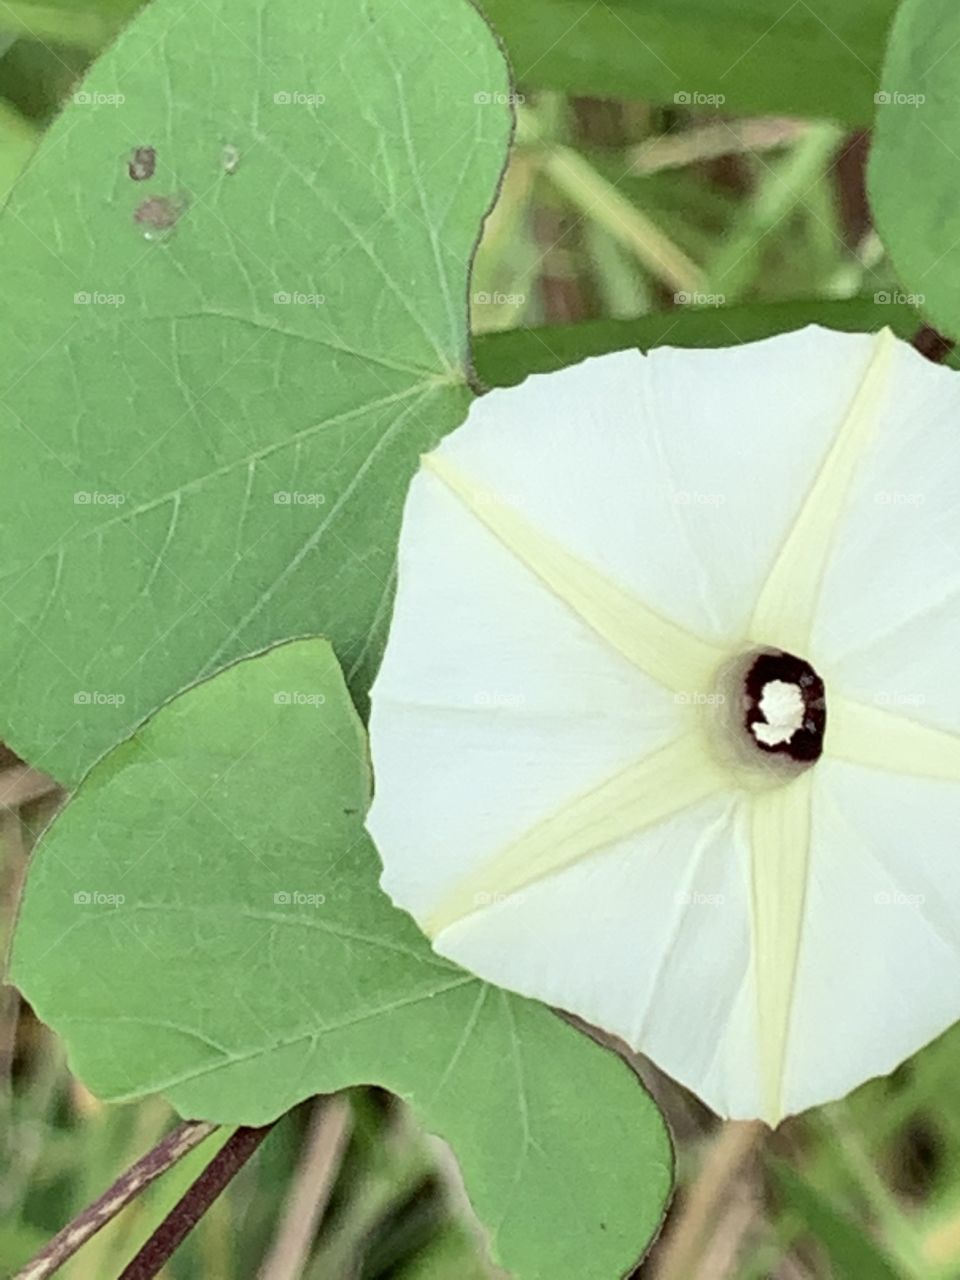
left=436, top=331, right=884, bottom=647
left=422, top=451, right=725, bottom=693
left=812, top=336, right=960, bottom=728
left=749, top=328, right=897, bottom=651
left=749, top=773, right=813, bottom=1124
left=782, top=760, right=960, bottom=1116
left=368, top=326, right=960, bottom=1123
left=422, top=733, right=726, bottom=937
left=368, top=469, right=682, bottom=923
left=828, top=696, right=960, bottom=782
left=429, top=795, right=764, bottom=1122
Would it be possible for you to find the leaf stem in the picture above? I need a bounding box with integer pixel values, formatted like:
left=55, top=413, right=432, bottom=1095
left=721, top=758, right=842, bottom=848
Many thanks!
left=12, top=1119, right=218, bottom=1280
left=118, top=1123, right=276, bottom=1280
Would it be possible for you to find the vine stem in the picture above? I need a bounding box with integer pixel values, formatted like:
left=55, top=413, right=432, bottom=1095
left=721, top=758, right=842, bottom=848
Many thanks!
left=118, top=1123, right=276, bottom=1280
left=912, top=324, right=955, bottom=364
left=12, top=1119, right=218, bottom=1280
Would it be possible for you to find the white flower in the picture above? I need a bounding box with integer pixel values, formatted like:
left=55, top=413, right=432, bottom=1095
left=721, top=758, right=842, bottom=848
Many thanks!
left=366, top=326, right=960, bottom=1125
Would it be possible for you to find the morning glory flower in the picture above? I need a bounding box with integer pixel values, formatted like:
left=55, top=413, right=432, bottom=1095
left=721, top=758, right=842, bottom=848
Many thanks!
left=366, top=325, right=960, bottom=1125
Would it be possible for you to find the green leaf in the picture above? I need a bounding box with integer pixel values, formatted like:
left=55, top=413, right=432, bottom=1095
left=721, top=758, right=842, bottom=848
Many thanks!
left=869, top=0, right=960, bottom=340
left=473, top=297, right=930, bottom=388
left=0, top=0, right=511, bottom=785
left=12, top=638, right=672, bottom=1280
left=481, top=0, right=896, bottom=123
left=771, top=1162, right=909, bottom=1280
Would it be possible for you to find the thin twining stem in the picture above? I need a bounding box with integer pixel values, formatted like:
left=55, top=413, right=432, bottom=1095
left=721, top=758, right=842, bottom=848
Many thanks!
left=118, top=1123, right=276, bottom=1280
left=12, top=1119, right=218, bottom=1280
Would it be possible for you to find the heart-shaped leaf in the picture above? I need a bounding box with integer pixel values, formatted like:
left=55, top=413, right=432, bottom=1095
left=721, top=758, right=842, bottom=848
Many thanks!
left=0, top=0, right=511, bottom=785
left=869, top=0, right=960, bottom=341
left=12, top=638, right=672, bottom=1279
left=473, top=296, right=935, bottom=389
left=481, top=0, right=896, bottom=123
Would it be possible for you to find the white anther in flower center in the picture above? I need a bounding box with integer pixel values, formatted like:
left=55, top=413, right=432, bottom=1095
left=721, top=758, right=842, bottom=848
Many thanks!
left=752, top=680, right=806, bottom=747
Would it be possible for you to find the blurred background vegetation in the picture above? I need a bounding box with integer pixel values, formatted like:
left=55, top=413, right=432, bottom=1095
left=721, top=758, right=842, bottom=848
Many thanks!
left=2, top=2, right=959, bottom=1278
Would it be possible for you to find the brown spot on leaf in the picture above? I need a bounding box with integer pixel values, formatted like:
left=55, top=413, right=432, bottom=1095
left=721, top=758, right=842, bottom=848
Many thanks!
left=128, top=147, right=156, bottom=181
left=134, top=193, right=187, bottom=238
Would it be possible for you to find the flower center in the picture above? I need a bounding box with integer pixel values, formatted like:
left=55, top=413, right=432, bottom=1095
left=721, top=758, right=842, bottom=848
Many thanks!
left=701, top=647, right=827, bottom=787
left=742, top=650, right=826, bottom=764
